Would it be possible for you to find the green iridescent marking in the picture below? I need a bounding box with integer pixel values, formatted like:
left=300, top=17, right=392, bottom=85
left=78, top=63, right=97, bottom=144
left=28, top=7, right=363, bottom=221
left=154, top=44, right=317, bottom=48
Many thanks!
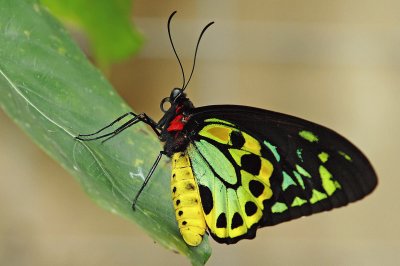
left=204, top=118, right=234, bottom=126
left=271, top=202, right=288, bottom=213
left=264, top=140, right=280, bottom=162
left=299, top=130, right=319, bottom=143
left=282, top=171, right=297, bottom=191
left=188, top=144, right=214, bottom=185
left=318, top=152, right=329, bottom=163
left=195, top=140, right=237, bottom=185
left=338, top=151, right=352, bottom=162
left=310, top=189, right=327, bottom=204
left=292, top=170, right=305, bottom=189
left=334, top=181, right=342, bottom=189
left=291, top=196, right=307, bottom=207
left=319, top=165, right=338, bottom=196
left=296, top=164, right=311, bottom=178
left=296, top=148, right=303, bottom=162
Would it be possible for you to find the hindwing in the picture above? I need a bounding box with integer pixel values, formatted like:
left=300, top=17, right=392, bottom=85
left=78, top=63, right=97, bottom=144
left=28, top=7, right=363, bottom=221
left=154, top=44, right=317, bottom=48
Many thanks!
left=188, top=121, right=274, bottom=243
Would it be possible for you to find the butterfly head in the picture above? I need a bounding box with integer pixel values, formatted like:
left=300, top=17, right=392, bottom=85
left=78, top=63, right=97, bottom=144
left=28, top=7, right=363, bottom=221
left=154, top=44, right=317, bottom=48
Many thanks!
left=170, top=87, right=185, bottom=102
left=160, top=88, right=186, bottom=113
left=157, top=87, right=192, bottom=132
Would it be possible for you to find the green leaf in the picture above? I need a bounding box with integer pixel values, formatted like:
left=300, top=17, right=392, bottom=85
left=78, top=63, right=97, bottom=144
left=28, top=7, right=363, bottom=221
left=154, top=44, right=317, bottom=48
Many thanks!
left=40, top=0, right=143, bottom=69
left=0, top=1, right=211, bottom=265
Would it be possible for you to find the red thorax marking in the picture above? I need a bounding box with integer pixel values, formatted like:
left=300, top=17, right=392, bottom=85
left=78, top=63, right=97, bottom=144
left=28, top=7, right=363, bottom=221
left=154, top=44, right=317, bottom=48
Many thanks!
left=167, top=114, right=184, bottom=132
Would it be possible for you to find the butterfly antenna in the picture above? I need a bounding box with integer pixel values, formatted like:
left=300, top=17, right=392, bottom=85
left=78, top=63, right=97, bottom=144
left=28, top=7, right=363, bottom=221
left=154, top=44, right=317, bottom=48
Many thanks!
left=168, top=11, right=186, bottom=90
left=183, top=20, right=214, bottom=91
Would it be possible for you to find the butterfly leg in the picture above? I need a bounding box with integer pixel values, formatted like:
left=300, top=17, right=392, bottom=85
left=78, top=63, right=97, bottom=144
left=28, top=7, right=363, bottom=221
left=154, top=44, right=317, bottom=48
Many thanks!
left=76, top=112, right=160, bottom=142
left=76, top=112, right=136, bottom=137
left=131, top=150, right=166, bottom=210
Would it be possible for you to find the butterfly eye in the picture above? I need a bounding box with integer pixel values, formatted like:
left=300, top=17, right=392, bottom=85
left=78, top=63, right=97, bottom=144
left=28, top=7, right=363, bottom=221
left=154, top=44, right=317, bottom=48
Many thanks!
left=160, top=97, right=171, bottom=113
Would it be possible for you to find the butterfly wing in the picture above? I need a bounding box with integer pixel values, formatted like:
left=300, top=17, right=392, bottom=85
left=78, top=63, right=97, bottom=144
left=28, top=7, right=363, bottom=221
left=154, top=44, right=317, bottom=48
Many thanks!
left=184, top=105, right=377, bottom=244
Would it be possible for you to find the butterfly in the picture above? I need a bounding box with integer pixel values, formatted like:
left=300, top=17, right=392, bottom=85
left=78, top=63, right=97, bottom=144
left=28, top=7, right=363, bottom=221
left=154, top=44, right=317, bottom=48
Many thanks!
left=76, top=11, right=378, bottom=246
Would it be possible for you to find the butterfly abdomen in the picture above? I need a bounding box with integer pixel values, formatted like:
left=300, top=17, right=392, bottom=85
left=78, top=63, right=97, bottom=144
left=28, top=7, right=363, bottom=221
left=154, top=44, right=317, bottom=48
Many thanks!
left=171, top=152, right=206, bottom=246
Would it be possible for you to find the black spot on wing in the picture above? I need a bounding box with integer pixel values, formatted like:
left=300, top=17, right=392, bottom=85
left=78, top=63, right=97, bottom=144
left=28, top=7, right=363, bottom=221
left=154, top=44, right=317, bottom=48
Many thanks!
left=231, top=212, right=244, bottom=229
left=245, top=201, right=258, bottom=216
left=241, top=154, right=261, bottom=175
left=249, top=180, right=264, bottom=198
left=230, top=130, right=245, bottom=148
left=216, top=213, right=227, bottom=228
left=199, top=185, right=213, bottom=215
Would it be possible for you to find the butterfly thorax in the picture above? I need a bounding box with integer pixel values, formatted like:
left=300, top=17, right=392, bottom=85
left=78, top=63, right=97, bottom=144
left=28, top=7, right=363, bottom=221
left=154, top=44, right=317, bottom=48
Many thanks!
left=159, top=94, right=195, bottom=157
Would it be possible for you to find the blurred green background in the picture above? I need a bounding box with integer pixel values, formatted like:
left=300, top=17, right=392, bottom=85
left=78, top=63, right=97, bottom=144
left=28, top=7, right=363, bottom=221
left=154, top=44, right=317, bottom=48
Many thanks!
left=1, top=0, right=398, bottom=265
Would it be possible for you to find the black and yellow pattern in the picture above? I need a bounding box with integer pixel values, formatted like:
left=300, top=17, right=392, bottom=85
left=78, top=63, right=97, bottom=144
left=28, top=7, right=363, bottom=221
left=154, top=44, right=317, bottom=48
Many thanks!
left=171, top=152, right=206, bottom=246
left=188, top=122, right=273, bottom=243
left=171, top=105, right=378, bottom=244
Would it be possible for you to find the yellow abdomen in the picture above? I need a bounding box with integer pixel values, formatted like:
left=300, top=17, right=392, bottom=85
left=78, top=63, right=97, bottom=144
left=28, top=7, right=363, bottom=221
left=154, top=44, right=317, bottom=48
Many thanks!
left=171, top=152, right=206, bottom=246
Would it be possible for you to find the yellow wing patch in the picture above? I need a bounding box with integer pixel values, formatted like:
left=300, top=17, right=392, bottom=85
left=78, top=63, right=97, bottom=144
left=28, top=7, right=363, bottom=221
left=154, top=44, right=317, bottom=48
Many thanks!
left=241, top=133, right=262, bottom=155
left=198, top=124, right=261, bottom=155
left=199, top=124, right=232, bottom=144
